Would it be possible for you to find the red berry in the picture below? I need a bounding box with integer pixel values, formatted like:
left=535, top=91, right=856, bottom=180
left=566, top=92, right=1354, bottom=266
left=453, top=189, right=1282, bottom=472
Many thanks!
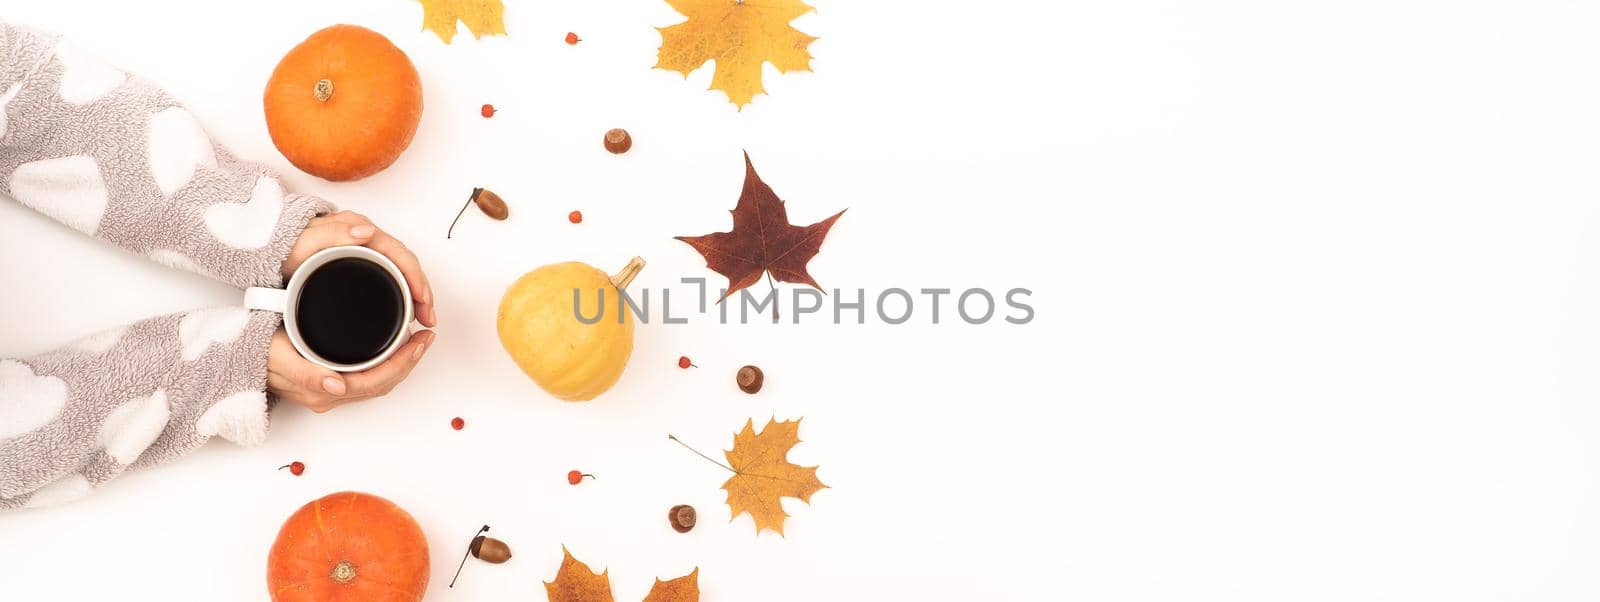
left=568, top=210, right=583, bottom=224
left=565, top=32, right=581, bottom=45
left=567, top=470, right=593, bottom=485
left=480, top=103, right=496, bottom=118
left=678, top=356, right=695, bottom=369
left=279, top=461, right=305, bottom=476
left=451, top=417, right=465, bottom=430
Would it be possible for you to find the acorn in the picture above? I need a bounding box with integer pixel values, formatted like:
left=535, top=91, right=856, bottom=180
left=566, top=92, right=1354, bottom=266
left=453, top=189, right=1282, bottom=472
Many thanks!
left=603, top=128, right=632, bottom=154
left=471, top=534, right=512, bottom=563
left=450, top=525, right=512, bottom=588
left=447, top=187, right=510, bottom=239
left=736, top=365, right=764, bottom=394
left=472, top=187, right=509, bottom=220
left=669, top=504, right=697, bottom=533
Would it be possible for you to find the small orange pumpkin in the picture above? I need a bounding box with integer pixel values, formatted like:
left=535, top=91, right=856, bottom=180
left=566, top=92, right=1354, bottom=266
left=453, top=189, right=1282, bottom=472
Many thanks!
left=264, top=25, right=423, bottom=181
left=267, top=491, right=430, bottom=602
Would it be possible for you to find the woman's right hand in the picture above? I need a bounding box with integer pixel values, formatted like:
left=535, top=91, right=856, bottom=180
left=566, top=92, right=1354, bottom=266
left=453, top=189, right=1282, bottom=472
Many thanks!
left=265, top=327, right=433, bottom=413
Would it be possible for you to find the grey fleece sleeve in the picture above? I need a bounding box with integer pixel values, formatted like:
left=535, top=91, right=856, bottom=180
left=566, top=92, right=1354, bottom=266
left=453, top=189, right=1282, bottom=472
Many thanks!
left=0, top=23, right=332, bottom=509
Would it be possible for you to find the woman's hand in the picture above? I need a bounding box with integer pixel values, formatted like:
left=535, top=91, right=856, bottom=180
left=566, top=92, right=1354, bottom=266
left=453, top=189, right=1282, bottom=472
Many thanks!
left=282, top=210, right=436, bottom=327
left=266, top=327, right=433, bottom=412
left=268, top=210, right=437, bottom=412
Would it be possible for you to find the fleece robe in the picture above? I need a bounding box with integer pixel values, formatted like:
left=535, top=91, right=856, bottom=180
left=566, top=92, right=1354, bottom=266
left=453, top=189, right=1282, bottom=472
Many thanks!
left=0, top=22, right=331, bottom=509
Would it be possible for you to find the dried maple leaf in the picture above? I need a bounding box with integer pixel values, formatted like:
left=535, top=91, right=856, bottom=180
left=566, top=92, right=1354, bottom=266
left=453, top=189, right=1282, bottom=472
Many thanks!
left=543, top=548, right=699, bottom=602
left=544, top=547, right=613, bottom=602
left=675, top=153, right=844, bottom=302
left=654, top=0, right=817, bottom=107
left=417, top=0, right=507, bottom=44
left=722, top=417, right=827, bottom=536
left=642, top=568, right=700, bottom=602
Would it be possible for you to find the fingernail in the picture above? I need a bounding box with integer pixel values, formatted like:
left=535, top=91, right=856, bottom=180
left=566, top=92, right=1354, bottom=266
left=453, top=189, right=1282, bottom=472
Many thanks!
left=412, top=336, right=429, bottom=360
left=350, top=225, right=375, bottom=238
left=322, top=376, right=346, bottom=395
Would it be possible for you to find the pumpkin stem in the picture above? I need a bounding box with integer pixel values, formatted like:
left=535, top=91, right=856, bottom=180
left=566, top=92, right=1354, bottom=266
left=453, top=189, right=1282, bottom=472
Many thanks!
left=330, top=560, right=357, bottom=584
left=313, top=79, right=334, bottom=102
left=609, top=256, right=646, bottom=289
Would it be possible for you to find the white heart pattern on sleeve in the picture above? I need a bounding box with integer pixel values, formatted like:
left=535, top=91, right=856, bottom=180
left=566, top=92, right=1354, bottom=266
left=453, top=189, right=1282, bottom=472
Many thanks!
left=177, top=307, right=249, bottom=362
left=99, top=389, right=170, bottom=465
left=147, top=249, right=213, bottom=279
left=0, top=360, right=69, bottom=440
left=23, top=474, right=91, bottom=509
left=52, top=40, right=125, bottom=105
left=204, top=176, right=283, bottom=249
left=70, top=325, right=127, bottom=355
left=0, top=83, right=21, bottom=140
left=195, top=390, right=268, bottom=447
left=147, top=107, right=217, bottom=196
left=9, top=155, right=108, bottom=235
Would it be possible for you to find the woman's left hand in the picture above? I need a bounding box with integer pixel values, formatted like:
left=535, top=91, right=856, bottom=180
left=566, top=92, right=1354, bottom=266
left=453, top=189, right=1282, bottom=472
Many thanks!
left=282, top=210, right=437, bottom=327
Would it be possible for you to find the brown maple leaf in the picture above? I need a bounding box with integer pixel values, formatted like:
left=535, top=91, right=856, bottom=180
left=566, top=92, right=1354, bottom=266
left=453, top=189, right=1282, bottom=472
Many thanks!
left=543, top=547, right=699, bottom=602
left=675, top=153, right=845, bottom=303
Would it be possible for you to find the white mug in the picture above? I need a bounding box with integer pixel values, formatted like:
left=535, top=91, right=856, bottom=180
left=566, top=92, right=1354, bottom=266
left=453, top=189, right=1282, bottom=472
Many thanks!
left=243, top=246, right=414, bottom=372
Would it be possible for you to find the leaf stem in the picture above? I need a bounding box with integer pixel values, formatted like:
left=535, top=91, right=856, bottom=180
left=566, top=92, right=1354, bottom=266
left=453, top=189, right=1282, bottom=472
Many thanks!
left=668, top=434, right=736, bottom=474
left=766, top=271, right=779, bottom=320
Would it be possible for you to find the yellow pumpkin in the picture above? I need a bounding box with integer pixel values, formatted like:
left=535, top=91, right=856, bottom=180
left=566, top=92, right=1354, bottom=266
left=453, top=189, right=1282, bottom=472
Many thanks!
left=497, top=257, right=645, bottom=401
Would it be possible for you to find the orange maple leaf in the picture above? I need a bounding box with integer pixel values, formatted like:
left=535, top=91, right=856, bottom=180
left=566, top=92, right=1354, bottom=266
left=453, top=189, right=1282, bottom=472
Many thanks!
left=544, top=547, right=699, bottom=601
left=642, top=568, right=699, bottom=602
left=544, top=547, right=613, bottom=602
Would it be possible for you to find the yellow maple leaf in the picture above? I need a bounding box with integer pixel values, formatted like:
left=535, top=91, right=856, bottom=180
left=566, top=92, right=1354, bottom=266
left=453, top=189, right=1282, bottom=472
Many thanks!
left=417, top=0, right=507, bottom=44
left=654, top=0, right=818, bottom=108
left=544, top=547, right=613, bottom=602
left=722, top=417, right=827, bottom=536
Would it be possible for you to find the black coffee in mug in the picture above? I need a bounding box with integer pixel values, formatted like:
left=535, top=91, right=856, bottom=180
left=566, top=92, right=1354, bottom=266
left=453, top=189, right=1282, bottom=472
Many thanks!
left=294, top=257, right=406, bottom=365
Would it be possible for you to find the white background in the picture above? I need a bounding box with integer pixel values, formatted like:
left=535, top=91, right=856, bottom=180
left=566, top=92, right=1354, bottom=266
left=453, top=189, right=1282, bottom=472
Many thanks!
left=1, top=0, right=1598, bottom=599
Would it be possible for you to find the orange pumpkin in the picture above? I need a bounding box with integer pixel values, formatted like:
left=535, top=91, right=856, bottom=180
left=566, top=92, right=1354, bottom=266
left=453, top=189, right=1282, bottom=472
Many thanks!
left=264, top=25, right=423, bottom=181
left=267, top=491, right=430, bottom=602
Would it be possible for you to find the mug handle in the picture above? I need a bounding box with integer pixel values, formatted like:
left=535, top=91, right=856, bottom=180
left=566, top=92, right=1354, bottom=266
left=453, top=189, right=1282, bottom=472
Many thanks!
left=244, top=287, right=289, bottom=314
